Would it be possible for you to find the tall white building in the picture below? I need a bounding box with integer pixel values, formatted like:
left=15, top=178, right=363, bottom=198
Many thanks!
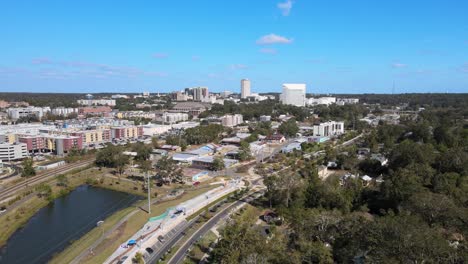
left=281, top=84, right=306, bottom=107
left=241, top=79, right=251, bottom=99
left=192, top=87, right=209, bottom=101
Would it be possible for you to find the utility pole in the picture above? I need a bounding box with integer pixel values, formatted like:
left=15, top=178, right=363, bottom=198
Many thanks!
left=147, top=171, right=151, bottom=214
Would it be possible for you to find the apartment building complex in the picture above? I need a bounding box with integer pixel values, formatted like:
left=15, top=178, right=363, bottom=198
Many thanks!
left=7, top=107, right=51, bottom=120
left=0, top=142, right=28, bottom=161
left=77, top=99, right=116, bottom=106
left=221, top=114, right=243, bottom=127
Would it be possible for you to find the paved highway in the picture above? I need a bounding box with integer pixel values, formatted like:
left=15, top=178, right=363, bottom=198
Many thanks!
left=166, top=191, right=264, bottom=264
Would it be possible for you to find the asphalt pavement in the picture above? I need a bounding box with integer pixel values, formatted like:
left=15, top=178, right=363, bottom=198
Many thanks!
left=167, top=199, right=245, bottom=264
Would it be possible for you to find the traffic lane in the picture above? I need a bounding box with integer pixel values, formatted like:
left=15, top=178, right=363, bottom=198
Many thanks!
left=147, top=221, right=193, bottom=263
left=169, top=200, right=244, bottom=264
left=149, top=201, right=233, bottom=264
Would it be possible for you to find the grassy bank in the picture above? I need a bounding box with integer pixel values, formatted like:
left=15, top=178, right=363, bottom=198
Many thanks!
left=0, top=165, right=93, bottom=247
left=50, top=184, right=221, bottom=264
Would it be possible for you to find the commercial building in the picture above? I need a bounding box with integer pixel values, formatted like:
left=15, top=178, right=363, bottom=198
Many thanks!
left=336, top=98, right=359, bottom=105
left=170, top=91, right=188, bottom=101
left=0, top=142, right=28, bottom=161
left=312, top=121, right=344, bottom=137
left=51, top=107, right=78, bottom=116
left=78, top=106, right=113, bottom=116
left=191, top=156, right=238, bottom=170
left=71, top=129, right=111, bottom=146
left=264, top=134, right=286, bottom=144
left=280, top=84, right=306, bottom=107
left=201, top=95, right=219, bottom=104
left=18, top=135, right=46, bottom=152
left=111, top=94, right=129, bottom=99
left=220, top=114, right=243, bottom=127
left=306, top=97, right=336, bottom=106
left=77, top=99, right=116, bottom=106
left=241, top=79, right=251, bottom=99
left=53, top=135, right=83, bottom=155
left=192, top=87, right=209, bottom=101
left=162, top=112, right=189, bottom=124
left=0, top=100, right=11, bottom=108
left=172, top=102, right=210, bottom=116
left=7, top=107, right=51, bottom=120
left=116, top=111, right=156, bottom=120
left=18, top=134, right=82, bottom=154
left=111, top=126, right=143, bottom=139
left=259, top=115, right=271, bottom=122
left=220, top=91, right=233, bottom=98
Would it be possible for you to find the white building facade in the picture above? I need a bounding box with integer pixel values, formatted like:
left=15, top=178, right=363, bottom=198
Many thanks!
left=192, top=87, right=209, bottom=101
left=221, top=114, right=243, bottom=127
left=337, top=98, right=359, bottom=105
left=281, top=84, right=306, bottom=107
left=241, top=79, right=251, bottom=99
left=7, top=107, right=51, bottom=120
left=162, top=112, right=189, bottom=124
left=313, top=121, right=345, bottom=137
left=0, top=142, right=28, bottom=161
left=51, top=107, right=78, bottom=116
left=306, top=97, right=336, bottom=106
left=77, top=99, right=116, bottom=106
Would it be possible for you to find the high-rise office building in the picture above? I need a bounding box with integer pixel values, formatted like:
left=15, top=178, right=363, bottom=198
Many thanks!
left=192, top=87, right=209, bottom=101
left=280, top=84, right=306, bottom=107
left=241, top=79, right=251, bottom=99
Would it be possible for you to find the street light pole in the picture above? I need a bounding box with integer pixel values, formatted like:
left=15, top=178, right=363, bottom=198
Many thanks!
left=147, top=171, right=151, bottom=215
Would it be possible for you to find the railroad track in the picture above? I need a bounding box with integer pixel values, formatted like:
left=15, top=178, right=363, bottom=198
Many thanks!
left=0, top=159, right=95, bottom=201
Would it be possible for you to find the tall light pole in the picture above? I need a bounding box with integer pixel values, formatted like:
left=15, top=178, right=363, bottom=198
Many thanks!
left=147, top=171, right=151, bottom=215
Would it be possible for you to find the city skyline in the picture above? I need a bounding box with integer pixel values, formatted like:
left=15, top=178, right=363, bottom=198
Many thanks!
left=0, top=0, right=467, bottom=94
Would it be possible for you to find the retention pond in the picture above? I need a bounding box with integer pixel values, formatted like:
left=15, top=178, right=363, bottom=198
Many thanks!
left=0, top=185, right=140, bottom=264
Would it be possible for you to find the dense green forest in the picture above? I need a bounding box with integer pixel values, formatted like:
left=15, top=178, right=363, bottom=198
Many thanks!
left=198, top=100, right=311, bottom=121
left=333, top=93, right=468, bottom=109
left=208, top=103, right=468, bottom=263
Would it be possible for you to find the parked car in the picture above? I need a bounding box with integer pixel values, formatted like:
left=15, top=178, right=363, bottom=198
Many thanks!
left=158, top=235, right=165, bottom=243
left=145, top=247, right=154, bottom=254
left=116, top=256, right=128, bottom=264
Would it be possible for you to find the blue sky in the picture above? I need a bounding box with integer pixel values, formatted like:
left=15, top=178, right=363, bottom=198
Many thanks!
left=0, top=0, right=467, bottom=94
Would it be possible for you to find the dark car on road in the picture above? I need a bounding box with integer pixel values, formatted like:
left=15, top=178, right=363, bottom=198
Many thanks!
left=146, top=247, right=154, bottom=254
left=116, top=256, right=128, bottom=264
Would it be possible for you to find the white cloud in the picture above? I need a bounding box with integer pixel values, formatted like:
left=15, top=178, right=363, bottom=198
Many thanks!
left=259, top=48, right=278, bottom=54
left=391, top=62, right=407, bottom=68
left=256, top=34, right=293, bottom=45
left=230, top=64, right=248, bottom=70
left=277, top=0, right=293, bottom=16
